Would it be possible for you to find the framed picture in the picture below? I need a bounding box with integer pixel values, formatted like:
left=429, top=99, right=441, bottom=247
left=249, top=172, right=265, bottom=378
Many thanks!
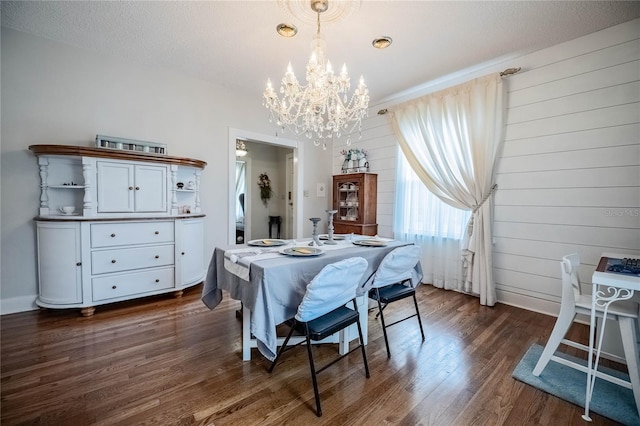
left=95, top=135, right=167, bottom=154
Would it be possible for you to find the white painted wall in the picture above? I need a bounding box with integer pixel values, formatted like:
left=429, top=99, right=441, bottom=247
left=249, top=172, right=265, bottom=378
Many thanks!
left=335, top=18, right=640, bottom=315
left=494, top=19, right=640, bottom=314
left=0, top=27, right=332, bottom=314
left=3, top=18, right=638, bottom=316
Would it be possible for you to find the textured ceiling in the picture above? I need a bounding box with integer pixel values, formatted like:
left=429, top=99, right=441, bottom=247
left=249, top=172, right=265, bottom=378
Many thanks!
left=2, top=1, right=640, bottom=104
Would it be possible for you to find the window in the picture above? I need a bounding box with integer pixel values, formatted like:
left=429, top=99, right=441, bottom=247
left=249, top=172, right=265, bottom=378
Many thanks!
left=394, top=148, right=470, bottom=240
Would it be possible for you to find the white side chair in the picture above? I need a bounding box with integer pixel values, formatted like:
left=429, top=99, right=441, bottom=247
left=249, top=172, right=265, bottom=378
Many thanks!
left=533, top=253, right=640, bottom=414
left=268, top=257, right=370, bottom=417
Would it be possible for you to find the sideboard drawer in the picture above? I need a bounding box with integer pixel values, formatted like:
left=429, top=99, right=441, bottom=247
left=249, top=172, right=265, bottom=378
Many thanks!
left=92, top=267, right=174, bottom=301
left=91, top=221, right=174, bottom=248
left=91, top=244, right=174, bottom=275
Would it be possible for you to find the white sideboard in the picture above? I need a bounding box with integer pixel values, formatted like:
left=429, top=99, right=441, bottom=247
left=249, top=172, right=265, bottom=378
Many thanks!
left=30, top=145, right=207, bottom=316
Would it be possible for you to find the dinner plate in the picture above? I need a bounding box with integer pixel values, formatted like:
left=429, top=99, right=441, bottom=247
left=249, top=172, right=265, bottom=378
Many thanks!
left=280, top=246, right=324, bottom=257
left=319, top=234, right=345, bottom=240
left=247, top=239, right=287, bottom=247
left=352, top=239, right=388, bottom=247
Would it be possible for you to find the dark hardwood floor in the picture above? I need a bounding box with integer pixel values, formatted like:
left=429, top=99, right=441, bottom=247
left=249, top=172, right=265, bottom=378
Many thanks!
left=1, top=284, right=621, bottom=425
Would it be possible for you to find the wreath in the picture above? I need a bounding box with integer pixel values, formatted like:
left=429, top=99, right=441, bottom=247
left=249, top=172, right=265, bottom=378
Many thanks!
left=257, top=172, right=273, bottom=207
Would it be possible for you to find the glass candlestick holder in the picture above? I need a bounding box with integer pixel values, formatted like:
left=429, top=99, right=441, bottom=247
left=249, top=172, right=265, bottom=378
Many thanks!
left=325, top=209, right=338, bottom=245
left=309, top=217, right=323, bottom=246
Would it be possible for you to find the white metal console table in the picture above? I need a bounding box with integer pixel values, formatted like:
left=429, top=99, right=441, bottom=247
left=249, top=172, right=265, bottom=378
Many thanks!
left=583, top=252, right=640, bottom=421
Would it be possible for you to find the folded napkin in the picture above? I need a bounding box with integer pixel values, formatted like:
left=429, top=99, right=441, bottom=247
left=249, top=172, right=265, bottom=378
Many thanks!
left=223, top=247, right=280, bottom=280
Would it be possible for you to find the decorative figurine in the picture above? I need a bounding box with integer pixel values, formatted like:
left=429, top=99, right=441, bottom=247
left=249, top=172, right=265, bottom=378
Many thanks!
left=308, top=217, right=323, bottom=246
left=325, top=209, right=338, bottom=245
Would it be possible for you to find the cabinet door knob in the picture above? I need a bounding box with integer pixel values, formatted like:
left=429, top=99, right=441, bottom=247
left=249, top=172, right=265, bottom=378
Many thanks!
left=154, top=231, right=159, bottom=235
left=135, top=186, right=140, bottom=191
left=128, top=186, right=133, bottom=191
left=111, top=259, right=116, bottom=263
left=155, top=255, right=159, bottom=259
left=181, top=252, right=185, bottom=256
left=112, top=285, right=117, bottom=289
left=76, top=262, right=82, bottom=266
left=111, top=233, right=116, bottom=238
left=155, top=279, right=160, bottom=283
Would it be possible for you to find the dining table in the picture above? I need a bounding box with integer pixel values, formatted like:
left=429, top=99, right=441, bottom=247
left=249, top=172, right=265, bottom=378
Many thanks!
left=201, top=236, right=420, bottom=361
left=583, top=252, right=640, bottom=421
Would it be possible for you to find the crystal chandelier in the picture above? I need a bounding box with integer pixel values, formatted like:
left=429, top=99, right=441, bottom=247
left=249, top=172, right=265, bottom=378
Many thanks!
left=263, top=0, right=370, bottom=150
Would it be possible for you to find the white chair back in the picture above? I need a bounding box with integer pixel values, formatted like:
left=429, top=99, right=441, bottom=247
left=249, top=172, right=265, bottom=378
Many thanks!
left=295, top=257, right=368, bottom=323
left=561, top=253, right=583, bottom=302
left=369, top=245, right=422, bottom=290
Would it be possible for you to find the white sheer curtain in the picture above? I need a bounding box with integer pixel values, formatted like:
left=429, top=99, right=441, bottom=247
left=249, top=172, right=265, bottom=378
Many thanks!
left=391, top=74, right=505, bottom=306
left=394, top=150, right=471, bottom=290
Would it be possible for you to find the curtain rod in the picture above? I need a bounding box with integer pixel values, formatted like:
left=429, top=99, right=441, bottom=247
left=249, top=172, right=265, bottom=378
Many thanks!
left=377, top=67, right=522, bottom=115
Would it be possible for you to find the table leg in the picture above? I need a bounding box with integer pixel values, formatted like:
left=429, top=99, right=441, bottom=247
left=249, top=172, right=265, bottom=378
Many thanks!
left=242, top=305, right=252, bottom=361
left=583, top=285, right=636, bottom=421
left=359, top=295, right=368, bottom=346
left=582, top=287, right=598, bottom=422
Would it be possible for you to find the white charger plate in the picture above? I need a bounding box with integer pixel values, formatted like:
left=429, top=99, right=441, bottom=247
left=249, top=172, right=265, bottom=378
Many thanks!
left=352, top=239, right=388, bottom=247
left=280, top=246, right=324, bottom=257
left=319, top=234, right=345, bottom=240
left=247, top=239, right=287, bottom=247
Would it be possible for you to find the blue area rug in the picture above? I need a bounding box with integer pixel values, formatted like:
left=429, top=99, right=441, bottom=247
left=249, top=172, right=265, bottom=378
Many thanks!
left=512, top=344, right=639, bottom=425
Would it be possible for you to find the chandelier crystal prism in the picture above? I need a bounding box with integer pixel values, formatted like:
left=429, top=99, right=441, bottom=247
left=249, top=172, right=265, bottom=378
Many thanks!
left=263, top=0, right=369, bottom=149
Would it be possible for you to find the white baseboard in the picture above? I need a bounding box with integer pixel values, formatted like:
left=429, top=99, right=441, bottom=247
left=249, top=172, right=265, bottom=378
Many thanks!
left=1, top=295, right=38, bottom=315
left=496, top=289, right=559, bottom=318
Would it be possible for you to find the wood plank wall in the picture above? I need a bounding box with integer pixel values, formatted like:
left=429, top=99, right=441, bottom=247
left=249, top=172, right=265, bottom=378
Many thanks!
left=333, top=19, right=640, bottom=316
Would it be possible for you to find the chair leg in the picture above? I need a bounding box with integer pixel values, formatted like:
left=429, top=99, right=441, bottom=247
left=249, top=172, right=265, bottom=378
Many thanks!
left=268, top=322, right=296, bottom=373
left=304, top=330, right=322, bottom=417
left=375, top=303, right=388, bottom=319
left=375, top=289, right=391, bottom=359
left=532, top=309, right=576, bottom=376
left=619, top=317, right=640, bottom=417
left=412, top=292, right=425, bottom=341
left=354, top=299, right=370, bottom=378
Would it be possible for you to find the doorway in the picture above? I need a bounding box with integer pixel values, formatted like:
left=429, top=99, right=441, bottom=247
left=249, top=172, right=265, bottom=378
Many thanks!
left=228, top=129, right=303, bottom=245
left=235, top=159, right=249, bottom=243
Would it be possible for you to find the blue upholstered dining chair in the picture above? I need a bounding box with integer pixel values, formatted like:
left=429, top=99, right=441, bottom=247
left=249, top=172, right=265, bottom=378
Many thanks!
left=367, top=244, right=425, bottom=358
left=268, top=257, right=370, bottom=417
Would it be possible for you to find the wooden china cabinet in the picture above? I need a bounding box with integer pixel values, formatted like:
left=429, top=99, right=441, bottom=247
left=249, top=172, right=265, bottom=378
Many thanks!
left=332, top=173, right=377, bottom=236
left=29, top=144, right=207, bottom=316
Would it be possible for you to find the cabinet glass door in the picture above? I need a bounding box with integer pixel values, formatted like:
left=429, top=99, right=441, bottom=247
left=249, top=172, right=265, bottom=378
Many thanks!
left=337, top=180, right=360, bottom=222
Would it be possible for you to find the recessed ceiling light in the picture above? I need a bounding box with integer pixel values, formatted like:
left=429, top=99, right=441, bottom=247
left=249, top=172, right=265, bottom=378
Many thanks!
left=276, top=23, right=298, bottom=37
left=372, top=36, right=392, bottom=49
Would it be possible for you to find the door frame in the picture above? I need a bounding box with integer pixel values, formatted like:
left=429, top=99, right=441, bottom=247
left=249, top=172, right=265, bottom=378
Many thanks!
left=227, top=128, right=303, bottom=245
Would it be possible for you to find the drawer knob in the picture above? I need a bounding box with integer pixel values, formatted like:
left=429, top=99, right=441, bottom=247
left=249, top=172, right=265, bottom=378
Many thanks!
left=110, top=233, right=116, bottom=238
left=135, top=186, right=140, bottom=191
left=154, top=231, right=159, bottom=235
left=155, top=255, right=159, bottom=259
left=155, top=279, right=160, bottom=283
left=181, top=252, right=185, bottom=256
left=111, top=259, right=117, bottom=263
left=76, top=262, right=82, bottom=266
left=112, top=285, right=117, bottom=289
left=128, top=186, right=133, bottom=191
